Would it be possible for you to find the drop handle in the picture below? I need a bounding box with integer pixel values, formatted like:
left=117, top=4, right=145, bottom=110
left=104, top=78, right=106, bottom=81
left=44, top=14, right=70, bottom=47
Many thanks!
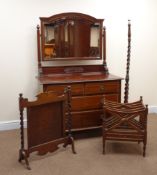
left=100, top=85, right=105, bottom=92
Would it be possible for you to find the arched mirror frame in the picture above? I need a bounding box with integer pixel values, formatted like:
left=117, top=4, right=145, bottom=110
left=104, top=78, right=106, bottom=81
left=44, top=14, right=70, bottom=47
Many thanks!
left=37, top=13, right=106, bottom=63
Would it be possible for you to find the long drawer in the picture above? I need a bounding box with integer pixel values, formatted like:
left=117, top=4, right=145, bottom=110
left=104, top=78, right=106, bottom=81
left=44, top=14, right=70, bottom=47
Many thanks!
left=71, top=94, right=119, bottom=111
left=70, top=110, right=102, bottom=129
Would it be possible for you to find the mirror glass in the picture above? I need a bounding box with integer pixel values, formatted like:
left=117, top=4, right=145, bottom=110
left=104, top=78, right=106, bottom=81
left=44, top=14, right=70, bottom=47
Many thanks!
left=42, top=19, right=101, bottom=60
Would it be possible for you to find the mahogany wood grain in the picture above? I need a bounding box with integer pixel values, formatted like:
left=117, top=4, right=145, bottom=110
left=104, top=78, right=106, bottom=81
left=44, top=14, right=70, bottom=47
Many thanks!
left=102, top=97, right=148, bottom=156
left=38, top=12, right=104, bottom=61
left=18, top=90, right=76, bottom=170
left=36, top=12, right=122, bottom=135
left=40, top=73, right=122, bottom=132
left=41, top=65, right=107, bottom=75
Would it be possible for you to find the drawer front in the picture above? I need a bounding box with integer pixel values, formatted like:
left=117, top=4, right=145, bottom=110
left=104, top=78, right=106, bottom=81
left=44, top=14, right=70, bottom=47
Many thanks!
left=84, top=81, right=120, bottom=95
left=104, top=94, right=120, bottom=102
left=71, top=94, right=119, bottom=111
left=70, top=110, right=102, bottom=129
left=43, top=83, right=84, bottom=96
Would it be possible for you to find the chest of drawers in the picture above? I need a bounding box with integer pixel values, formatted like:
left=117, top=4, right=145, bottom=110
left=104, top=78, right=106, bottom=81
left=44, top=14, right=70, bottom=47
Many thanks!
left=38, top=71, right=122, bottom=132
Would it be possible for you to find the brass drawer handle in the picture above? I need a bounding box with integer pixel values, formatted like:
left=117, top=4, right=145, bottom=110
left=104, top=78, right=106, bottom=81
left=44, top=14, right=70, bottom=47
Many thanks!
left=100, top=85, right=105, bottom=92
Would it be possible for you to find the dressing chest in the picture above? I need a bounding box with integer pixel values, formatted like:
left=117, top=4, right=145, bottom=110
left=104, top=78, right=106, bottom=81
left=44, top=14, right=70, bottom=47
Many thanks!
left=37, top=12, right=122, bottom=134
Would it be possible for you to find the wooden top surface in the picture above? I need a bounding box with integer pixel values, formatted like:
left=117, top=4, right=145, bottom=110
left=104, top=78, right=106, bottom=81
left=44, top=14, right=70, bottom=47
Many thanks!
left=38, top=72, right=123, bottom=85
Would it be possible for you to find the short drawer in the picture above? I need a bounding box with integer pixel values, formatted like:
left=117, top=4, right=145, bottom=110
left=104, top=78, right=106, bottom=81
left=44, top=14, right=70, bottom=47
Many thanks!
left=84, top=81, right=120, bottom=95
left=43, top=83, right=84, bottom=96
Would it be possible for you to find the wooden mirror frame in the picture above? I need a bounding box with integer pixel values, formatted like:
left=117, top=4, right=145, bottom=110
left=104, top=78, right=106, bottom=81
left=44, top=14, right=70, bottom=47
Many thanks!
left=37, top=12, right=105, bottom=62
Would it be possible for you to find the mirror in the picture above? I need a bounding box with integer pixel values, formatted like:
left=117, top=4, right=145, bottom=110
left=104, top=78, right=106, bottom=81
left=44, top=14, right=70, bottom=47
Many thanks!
left=39, top=13, right=103, bottom=61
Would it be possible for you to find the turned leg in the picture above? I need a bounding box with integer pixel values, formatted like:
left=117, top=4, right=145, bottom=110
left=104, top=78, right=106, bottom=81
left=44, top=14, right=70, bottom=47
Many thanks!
left=18, top=149, right=31, bottom=170
left=18, top=149, right=23, bottom=162
left=143, top=141, right=146, bottom=157
left=63, top=136, right=76, bottom=154
left=70, top=136, right=76, bottom=154
left=103, top=137, right=106, bottom=154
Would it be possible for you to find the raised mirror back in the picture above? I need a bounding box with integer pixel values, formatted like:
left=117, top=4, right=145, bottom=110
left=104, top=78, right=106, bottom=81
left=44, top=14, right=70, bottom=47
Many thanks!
left=39, top=13, right=104, bottom=61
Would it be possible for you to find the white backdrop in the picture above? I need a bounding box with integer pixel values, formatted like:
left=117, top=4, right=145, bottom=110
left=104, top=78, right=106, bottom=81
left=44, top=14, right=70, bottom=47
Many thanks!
left=0, top=0, right=156, bottom=122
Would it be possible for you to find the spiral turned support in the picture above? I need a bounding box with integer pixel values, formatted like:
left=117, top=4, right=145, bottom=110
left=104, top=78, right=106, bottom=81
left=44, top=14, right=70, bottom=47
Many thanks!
left=124, top=20, right=131, bottom=103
